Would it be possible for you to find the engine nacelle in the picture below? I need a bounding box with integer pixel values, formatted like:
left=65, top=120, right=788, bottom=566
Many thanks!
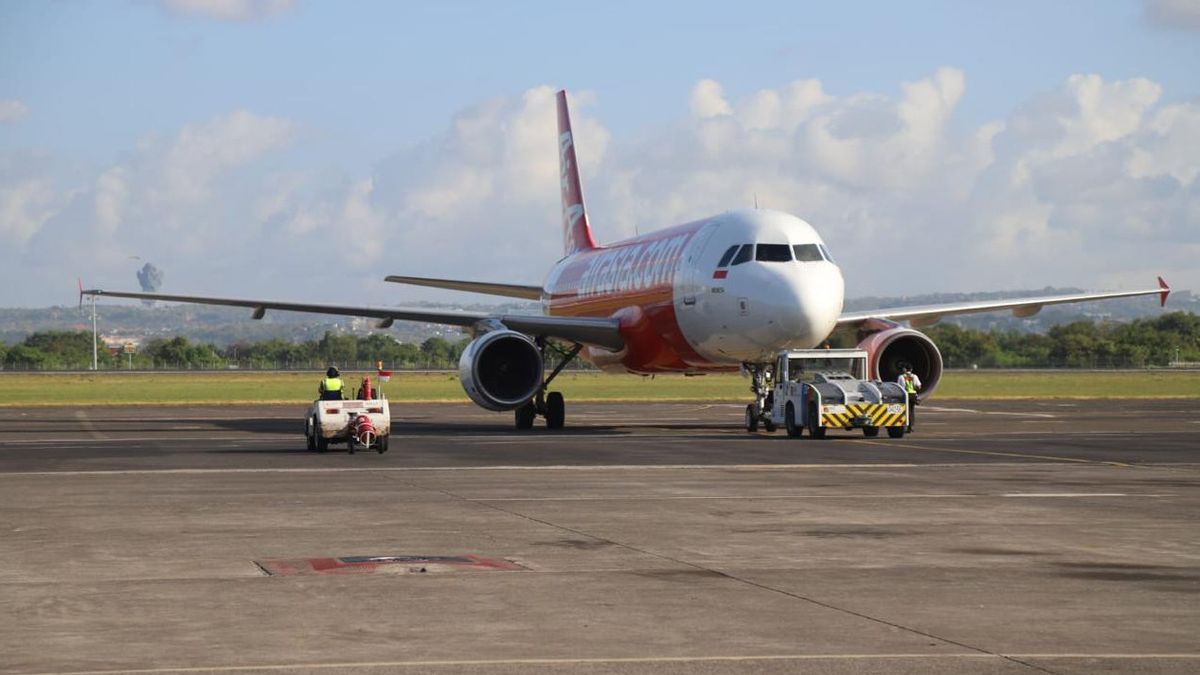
left=857, top=327, right=943, bottom=400
left=458, top=330, right=544, bottom=411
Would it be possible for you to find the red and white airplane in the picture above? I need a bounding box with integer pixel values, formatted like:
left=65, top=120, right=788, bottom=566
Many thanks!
left=84, top=91, right=1171, bottom=429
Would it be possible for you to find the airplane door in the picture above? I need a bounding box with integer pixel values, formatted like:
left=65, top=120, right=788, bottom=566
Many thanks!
left=674, top=221, right=724, bottom=364
left=680, top=222, right=719, bottom=309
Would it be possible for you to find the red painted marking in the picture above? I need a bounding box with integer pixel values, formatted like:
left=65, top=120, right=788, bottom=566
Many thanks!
left=712, top=269, right=727, bottom=279
left=1158, top=276, right=1170, bottom=307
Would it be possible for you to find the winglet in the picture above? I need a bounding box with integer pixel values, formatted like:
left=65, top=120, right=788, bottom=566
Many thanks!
left=1158, top=276, right=1170, bottom=307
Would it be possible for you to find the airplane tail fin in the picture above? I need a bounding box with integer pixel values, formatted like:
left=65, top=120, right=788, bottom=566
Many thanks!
left=557, top=90, right=597, bottom=255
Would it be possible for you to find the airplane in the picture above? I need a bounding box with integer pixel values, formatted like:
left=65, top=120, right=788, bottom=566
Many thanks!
left=83, top=90, right=1171, bottom=431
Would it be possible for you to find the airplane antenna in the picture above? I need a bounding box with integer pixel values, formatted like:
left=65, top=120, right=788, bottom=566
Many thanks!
left=753, top=192, right=759, bottom=209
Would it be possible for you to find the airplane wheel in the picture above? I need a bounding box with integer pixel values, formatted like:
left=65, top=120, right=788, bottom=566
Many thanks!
left=863, top=426, right=880, bottom=437
left=785, top=403, right=802, bottom=438
left=545, top=392, right=565, bottom=430
left=745, top=404, right=758, bottom=432
left=887, top=426, right=905, bottom=438
left=807, top=404, right=826, bottom=439
left=515, top=402, right=536, bottom=430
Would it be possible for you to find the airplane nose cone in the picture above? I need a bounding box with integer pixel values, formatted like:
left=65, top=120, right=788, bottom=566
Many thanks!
left=778, top=264, right=844, bottom=347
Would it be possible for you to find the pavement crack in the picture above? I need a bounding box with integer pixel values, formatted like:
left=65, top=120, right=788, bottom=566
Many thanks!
left=389, top=473, right=1062, bottom=675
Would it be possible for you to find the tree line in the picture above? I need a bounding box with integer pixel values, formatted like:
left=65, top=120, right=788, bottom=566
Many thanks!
left=1, top=312, right=1198, bottom=371
left=925, top=312, right=1200, bottom=368
left=0, top=331, right=474, bottom=371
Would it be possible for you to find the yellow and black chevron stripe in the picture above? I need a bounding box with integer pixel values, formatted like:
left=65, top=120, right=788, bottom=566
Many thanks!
left=821, top=403, right=907, bottom=429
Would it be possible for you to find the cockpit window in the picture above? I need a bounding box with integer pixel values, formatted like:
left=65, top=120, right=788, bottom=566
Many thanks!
left=793, top=244, right=823, bottom=262
left=730, top=244, right=754, bottom=265
left=716, top=245, right=739, bottom=268
left=755, top=244, right=793, bottom=262
left=818, top=244, right=835, bottom=263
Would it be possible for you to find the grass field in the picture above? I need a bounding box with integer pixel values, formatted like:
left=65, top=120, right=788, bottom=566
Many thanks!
left=1, top=369, right=1198, bottom=406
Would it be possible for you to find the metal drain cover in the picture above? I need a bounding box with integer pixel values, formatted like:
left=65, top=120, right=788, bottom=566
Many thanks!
left=256, top=554, right=526, bottom=576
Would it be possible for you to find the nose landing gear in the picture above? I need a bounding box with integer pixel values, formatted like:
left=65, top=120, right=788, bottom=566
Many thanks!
left=743, top=362, right=776, bottom=432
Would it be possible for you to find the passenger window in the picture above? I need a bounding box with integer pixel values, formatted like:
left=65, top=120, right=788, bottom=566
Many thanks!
left=755, top=244, right=793, bottom=262
left=793, top=244, right=823, bottom=262
left=716, top=245, right=739, bottom=268
left=818, top=244, right=836, bottom=263
left=730, top=244, right=753, bottom=265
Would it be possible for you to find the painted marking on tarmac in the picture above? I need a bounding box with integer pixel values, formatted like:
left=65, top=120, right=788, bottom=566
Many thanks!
left=72, top=410, right=106, bottom=440
left=472, top=492, right=1169, bottom=502
left=0, top=436, right=286, bottom=446
left=0, top=463, right=934, bottom=477
left=1002, top=492, right=1134, bottom=498
left=851, top=438, right=1135, bottom=467
left=26, top=653, right=1200, bottom=674
left=923, top=405, right=1057, bottom=418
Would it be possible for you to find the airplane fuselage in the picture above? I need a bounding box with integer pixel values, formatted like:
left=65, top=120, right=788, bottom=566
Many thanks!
left=543, top=208, right=845, bottom=373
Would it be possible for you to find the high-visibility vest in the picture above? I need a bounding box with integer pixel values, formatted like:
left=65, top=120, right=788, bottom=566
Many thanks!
left=902, top=375, right=917, bottom=394
left=323, top=377, right=344, bottom=392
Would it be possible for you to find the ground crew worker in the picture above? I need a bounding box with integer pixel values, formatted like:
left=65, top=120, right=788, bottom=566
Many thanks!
left=319, top=367, right=345, bottom=401
left=897, top=366, right=921, bottom=431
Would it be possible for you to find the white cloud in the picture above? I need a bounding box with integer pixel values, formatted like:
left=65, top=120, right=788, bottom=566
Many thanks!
left=0, top=100, right=30, bottom=123
left=0, top=179, right=58, bottom=244
left=160, top=0, right=297, bottom=22
left=689, top=79, right=733, bottom=119
left=0, top=110, right=301, bottom=303
left=152, top=109, right=298, bottom=206
left=1144, top=0, right=1200, bottom=30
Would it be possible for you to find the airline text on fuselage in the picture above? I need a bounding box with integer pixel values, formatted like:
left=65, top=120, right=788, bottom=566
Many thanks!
left=572, top=234, right=691, bottom=298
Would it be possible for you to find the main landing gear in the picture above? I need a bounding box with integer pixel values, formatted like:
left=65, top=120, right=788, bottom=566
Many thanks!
left=515, top=340, right=582, bottom=431
left=743, top=362, right=776, bottom=432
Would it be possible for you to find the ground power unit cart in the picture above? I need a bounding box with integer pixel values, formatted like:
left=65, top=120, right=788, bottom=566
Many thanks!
left=305, top=377, right=391, bottom=454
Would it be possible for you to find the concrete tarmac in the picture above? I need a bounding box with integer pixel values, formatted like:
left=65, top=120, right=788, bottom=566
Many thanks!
left=1, top=399, right=1198, bottom=674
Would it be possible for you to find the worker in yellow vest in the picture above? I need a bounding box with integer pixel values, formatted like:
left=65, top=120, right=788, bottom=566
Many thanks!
left=897, top=366, right=921, bottom=432
left=319, top=366, right=345, bottom=401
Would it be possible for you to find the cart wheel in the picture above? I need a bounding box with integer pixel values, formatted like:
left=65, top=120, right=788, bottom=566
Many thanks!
left=863, top=426, right=880, bottom=437
left=348, top=439, right=356, bottom=455
left=316, top=435, right=328, bottom=453
left=887, top=426, right=905, bottom=438
left=306, top=420, right=316, bottom=451
left=807, top=404, right=826, bottom=439
left=377, top=435, right=389, bottom=454
left=745, top=404, right=758, bottom=432
left=785, top=403, right=802, bottom=438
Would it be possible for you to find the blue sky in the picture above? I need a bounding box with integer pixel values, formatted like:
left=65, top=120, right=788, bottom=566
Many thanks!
left=1, top=0, right=1198, bottom=306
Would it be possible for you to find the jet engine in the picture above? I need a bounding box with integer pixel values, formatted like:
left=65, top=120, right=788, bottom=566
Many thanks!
left=857, top=326, right=943, bottom=400
left=458, top=330, right=544, bottom=411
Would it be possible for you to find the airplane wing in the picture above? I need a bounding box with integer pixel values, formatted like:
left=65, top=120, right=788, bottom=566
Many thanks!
left=384, top=275, right=543, bottom=300
left=80, top=289, right=624, bottom=351
left=836, top=277, right=1170, bottom=329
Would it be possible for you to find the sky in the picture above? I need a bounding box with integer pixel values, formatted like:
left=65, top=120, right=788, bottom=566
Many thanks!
left=1, top=0, right=1198, bottom=308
